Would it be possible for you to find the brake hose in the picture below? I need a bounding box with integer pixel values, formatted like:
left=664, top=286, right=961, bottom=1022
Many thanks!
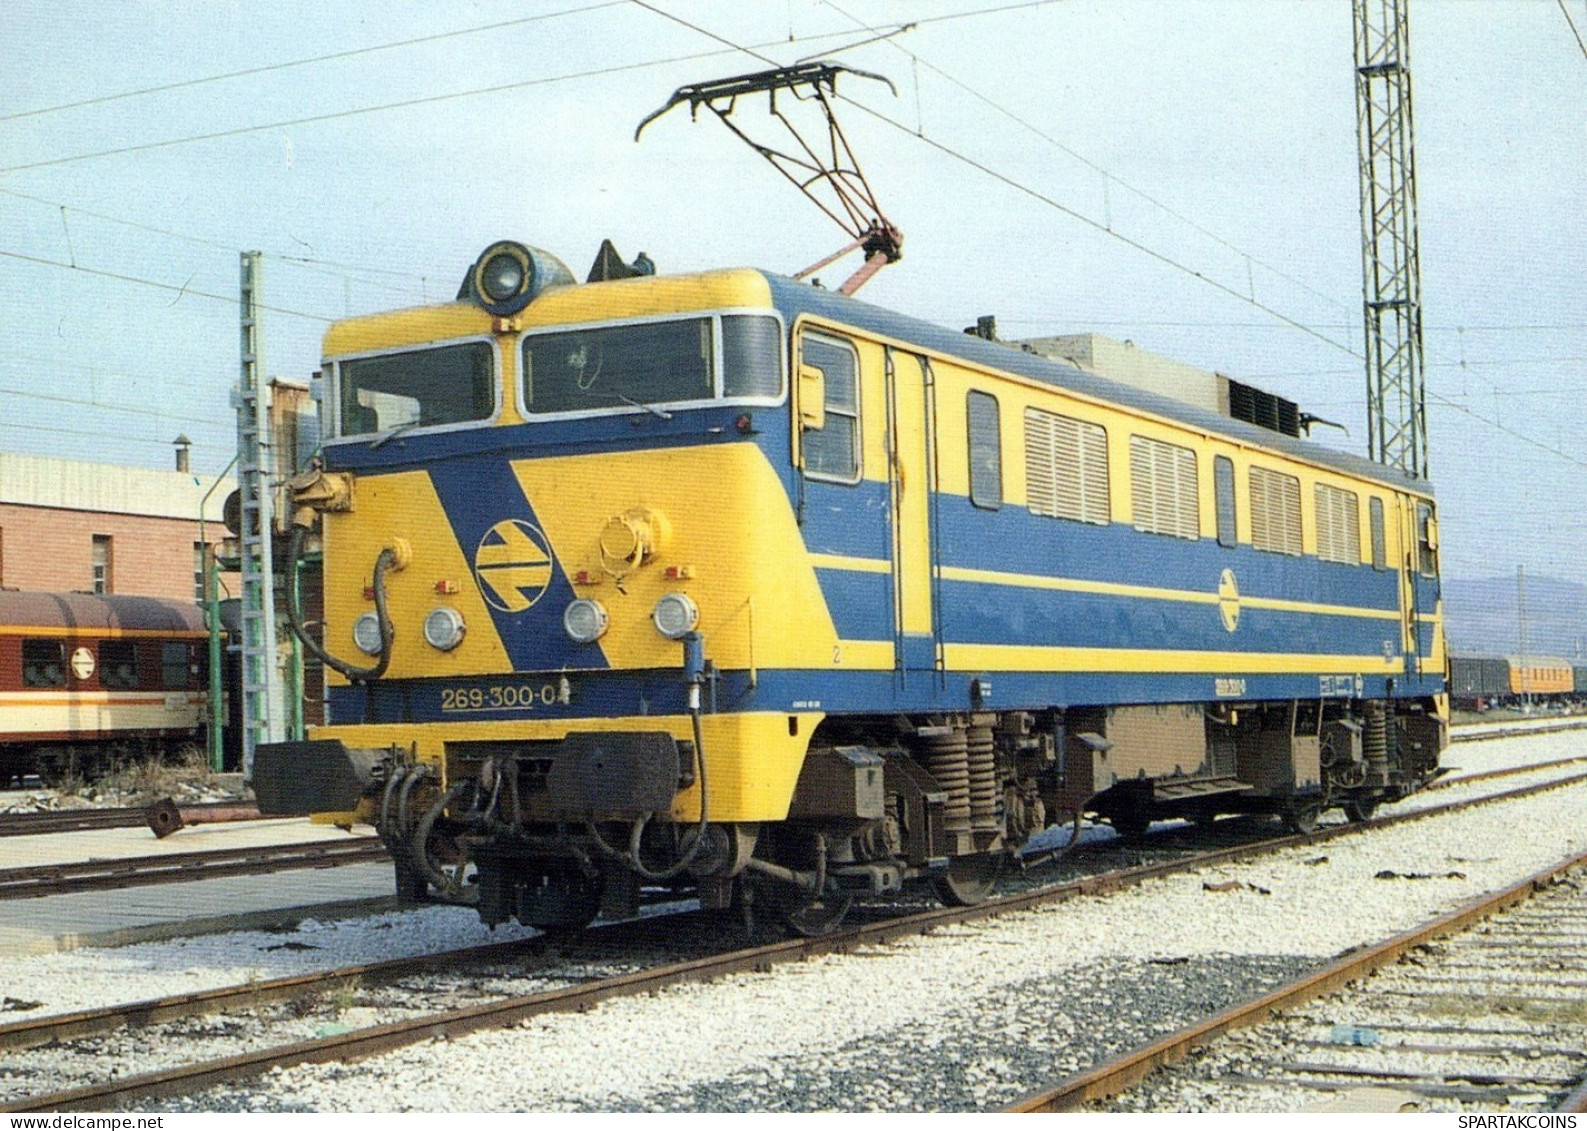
left=587, top=704, right=710, bottom=882
left=284, top=524, right=394, bottom=683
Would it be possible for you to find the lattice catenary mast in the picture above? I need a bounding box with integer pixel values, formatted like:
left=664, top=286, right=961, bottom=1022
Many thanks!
left=1355, top=0, right=1429, bottom=479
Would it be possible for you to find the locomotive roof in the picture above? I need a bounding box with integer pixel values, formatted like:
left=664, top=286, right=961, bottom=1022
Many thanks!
left=322, top=256, right=1435, bottom=498
left=0, top=591, right=205, bottom=635
left=759, top=272, right=1436, bottom=498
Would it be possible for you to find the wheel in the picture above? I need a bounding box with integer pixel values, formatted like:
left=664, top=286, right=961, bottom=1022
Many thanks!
left=1281, top=799, right=1323, bottom=835
left=1187, top=806, right=1221, bottom=829
left=765, top=882, right=853, bottom=937
left=1109, top=809, right=1152, bottom=840
left=934, top=852, right=1004, bottom=906
left=1343, top=798, right=1379, bottom=823
left=781, top=894, right=854, bottom=937
left=34, top=747, right=78, bottom=788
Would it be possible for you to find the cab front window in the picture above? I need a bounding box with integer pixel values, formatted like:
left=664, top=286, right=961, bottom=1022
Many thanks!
left=337, top=341, right=495, bottom=436
left=521, top=313, right=782, bottom=416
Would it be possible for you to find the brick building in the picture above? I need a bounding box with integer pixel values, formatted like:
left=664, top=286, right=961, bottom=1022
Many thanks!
left=0, top=453, right=234, bottom=601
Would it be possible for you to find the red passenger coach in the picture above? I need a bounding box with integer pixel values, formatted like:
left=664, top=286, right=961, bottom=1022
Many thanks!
left=0, top=592, right=209, bottom=785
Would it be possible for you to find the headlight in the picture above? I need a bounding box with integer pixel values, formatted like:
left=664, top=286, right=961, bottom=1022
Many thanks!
left=423, top=607, right=466, bottom=651
left=479, top=248, right=527, bottom=303
left=651, top=592, right=699, bottom=640
left=352, top=612, right=384, bottom=655
left=563, top=598, right=609, bottom=644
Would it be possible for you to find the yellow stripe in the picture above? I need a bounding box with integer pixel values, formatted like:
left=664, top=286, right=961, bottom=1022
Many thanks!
left=944, top=642, right=1403, bottom=675
left=0, top=692, right=203, bottom=706
left=808, top=552, right=891, bottom=574
left=0, top=627, right=206, bottom=640
left=938, top=564, right=1402, bottom=622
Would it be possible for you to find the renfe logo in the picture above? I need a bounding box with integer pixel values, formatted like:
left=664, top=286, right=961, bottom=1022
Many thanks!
left=473, top=519, right=555, bottom=613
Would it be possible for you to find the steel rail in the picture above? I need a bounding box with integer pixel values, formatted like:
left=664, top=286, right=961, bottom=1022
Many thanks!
left=0, top=934, right=554, bottom=1053
left=0, top=838, right=387, bottom=900
left=1427, top=752, right=1587, bottom=790
left=7, top=764, right=1587, bottom=1113
left=1005, top=847, right=1587, bottom=1112
left=1556, top=1077, right=1587, bottom=1114
left=1451, top=718, right=1587, bottom=744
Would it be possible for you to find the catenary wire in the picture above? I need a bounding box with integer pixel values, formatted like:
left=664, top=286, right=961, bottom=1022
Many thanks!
left=0, top=2, right=627, bottom=124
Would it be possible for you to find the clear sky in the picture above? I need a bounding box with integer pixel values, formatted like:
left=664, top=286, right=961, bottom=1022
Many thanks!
left=1, top=0, right=1583, bottom=587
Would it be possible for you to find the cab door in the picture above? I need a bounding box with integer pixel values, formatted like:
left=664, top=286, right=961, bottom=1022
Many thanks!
left=884, top=348, right=940, bottom=679
left=1397, top=495, right=1439, bottom=689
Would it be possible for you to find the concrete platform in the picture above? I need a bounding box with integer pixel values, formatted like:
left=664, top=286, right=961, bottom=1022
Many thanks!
left=0, top=817, right=397, bottom=957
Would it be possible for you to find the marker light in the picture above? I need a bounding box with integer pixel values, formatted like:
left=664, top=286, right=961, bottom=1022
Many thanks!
left=651, top=592, right=699, bottom=640
left=563, top=598, right=609, bottom=644
left=352, top=612, right=384, bottom=656
left=423, top=606, right=466, bottom=651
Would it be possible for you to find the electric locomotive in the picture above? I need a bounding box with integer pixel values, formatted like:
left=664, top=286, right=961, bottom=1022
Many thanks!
left=256, top=239, right=1447, bottom=932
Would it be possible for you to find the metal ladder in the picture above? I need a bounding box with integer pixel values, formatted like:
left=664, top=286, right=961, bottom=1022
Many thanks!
left=235, top=251, right=283, bottom=778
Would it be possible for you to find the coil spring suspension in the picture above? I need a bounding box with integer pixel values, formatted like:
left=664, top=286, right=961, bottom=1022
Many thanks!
left=922, top=727, right=971, bottom=835
left=1363, top=701, right=1390, bottom=782
left=966, top=723, right=1000, bottom=833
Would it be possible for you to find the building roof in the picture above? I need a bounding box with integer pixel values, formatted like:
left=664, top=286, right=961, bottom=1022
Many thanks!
left=0, top=453, right=233, bottom=522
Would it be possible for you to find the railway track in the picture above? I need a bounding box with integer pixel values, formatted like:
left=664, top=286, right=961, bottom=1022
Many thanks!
left=1449, top=717, right=1587, bottom=744
left=6, top=756, right=1587, bottom=1113
left=1007, top=849, right=1587, bottom=1113
left=0, top=837, right=387, bottom=900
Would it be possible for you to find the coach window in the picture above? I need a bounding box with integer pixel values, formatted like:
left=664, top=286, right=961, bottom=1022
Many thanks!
left=967, top=391, right=1002, bottom=509
left=799, top=331, right=861, bottom=483
left=1369, top=497, right=1387, bottom=570
left=100, top=640, right=139, bottom=689
left=1214, top=456, right=1236, bottom=547
left=162, top=643, right=192, bottom=690
left=23, top=640, right=65, bottom=688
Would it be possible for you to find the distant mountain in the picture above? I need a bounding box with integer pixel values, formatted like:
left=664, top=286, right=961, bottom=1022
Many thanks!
left=1443, top=574, right=1587, bottom=660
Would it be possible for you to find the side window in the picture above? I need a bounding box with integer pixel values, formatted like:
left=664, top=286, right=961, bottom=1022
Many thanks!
left=799, top=332, right=861, bottom=483
left=1025, top=408, right=1110, bottom=524
left=1249, top=466, right=1302, bottom=555
left=1214, top=456, right=1236, bottom=548
left=1129, top=435, right=1198, bottom=540
left=966, top=391, right=1002, bottom=510
left=100, top=640, right=139, bottom=689
left=1369, top=497, right=1387, bottom=570
left=23, top=640, right=65, bottom=688
left=1314, top=483, right=1363, bottom=564
left=721, top=315, right=784, bottom=399
left=1416, top=502, right=1439, bottom=577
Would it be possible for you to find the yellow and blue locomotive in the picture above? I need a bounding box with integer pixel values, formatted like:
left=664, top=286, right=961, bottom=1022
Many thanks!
left=256, top=239, right=1447, bottom=932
